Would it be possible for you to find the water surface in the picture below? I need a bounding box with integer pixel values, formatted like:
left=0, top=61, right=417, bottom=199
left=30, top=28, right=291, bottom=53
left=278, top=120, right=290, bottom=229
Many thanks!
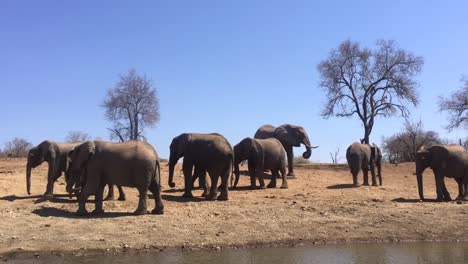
left=8, top=242, right=468, bottom=264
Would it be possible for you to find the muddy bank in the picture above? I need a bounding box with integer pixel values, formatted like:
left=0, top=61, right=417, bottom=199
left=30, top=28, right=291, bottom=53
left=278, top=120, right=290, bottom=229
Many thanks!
left=1, top=158, right=468, bottom=257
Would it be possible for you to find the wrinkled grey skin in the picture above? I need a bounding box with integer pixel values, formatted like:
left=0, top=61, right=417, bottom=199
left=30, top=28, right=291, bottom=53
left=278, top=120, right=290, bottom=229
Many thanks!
left=68, top=140, right=164, bottom=216
left=346, top=142, right=382, bottom=186
left=65, top=158, right=126, bottom=201
left=254, top=124, right=318, bottom=177
left=416, top=144, right=468, bottom=202
left=168, top=133, right=233, bottom=201
left=26, top=141, right=80, bottom=197
left=233, top=137, right=287, bottom=189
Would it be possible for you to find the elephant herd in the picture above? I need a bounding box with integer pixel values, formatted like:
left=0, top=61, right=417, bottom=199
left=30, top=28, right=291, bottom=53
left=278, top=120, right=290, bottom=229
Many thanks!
left=24, top=123, right=468, bottom=216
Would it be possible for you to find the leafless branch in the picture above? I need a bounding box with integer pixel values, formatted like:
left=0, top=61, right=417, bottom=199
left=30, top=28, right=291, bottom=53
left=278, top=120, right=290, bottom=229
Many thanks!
left=318, top=39, right=424, bottom=143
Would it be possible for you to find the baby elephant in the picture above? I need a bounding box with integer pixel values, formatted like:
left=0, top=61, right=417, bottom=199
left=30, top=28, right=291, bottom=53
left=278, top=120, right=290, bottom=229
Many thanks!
left=68, top=140, right=164, bottom=216
left=346, top=142, right=382, bottom=186
left=233, top=137, right=288, bottom=189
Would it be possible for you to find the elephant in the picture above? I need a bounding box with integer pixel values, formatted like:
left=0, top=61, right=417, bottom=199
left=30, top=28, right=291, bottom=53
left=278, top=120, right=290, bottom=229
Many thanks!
left=26, top=140, right=81, bottom=197
left=415, top=144, right=468, bottom=202
left=67, top=140, right=164, bottom=216
left=233, top=137, right=288, bottom=189
left=254, top=124, right=318, bottom=177
left=346, top=142, right=382, bottom=186
left=168, top=133, right=233, bottom=201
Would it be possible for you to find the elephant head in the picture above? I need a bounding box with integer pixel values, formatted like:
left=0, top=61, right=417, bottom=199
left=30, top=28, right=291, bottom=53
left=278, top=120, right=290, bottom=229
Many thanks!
left=66, top=141, right=95, bottom=193
left=275, top=124, right=318, bottom=159
left=415, top=146, right=432, bottom=201
left=168, top=134, right=191, bottom=188
left=26, top=141, right=52, bottom=195
left=233, top=138, right=264, bottom=188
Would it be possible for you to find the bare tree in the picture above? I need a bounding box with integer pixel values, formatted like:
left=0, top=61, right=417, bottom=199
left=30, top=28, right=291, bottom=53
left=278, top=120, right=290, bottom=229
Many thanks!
left=3, top=138, right=32, bottom=157
left=438, top=77, right=468, bottom=131
left=65, top=131, right=91, bottom=143
left=103, top=69, right=160, bottom=142
left=382, top=120, right=441, bottom=163
left=318, top=39, right=424, bottom=144
left=329, top=148, right=340, bottom=164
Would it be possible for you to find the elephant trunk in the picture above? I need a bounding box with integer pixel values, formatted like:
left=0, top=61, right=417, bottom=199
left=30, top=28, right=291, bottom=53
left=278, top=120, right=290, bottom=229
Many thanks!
left=301, top=136, right=318, bottom=159
left=417, top=171, right=424, bottom=201
left=26, top=162, right=32, bottom=195
left=168, top=161, right=176, bottom=188
left=233, top=162, right=240, bottom=188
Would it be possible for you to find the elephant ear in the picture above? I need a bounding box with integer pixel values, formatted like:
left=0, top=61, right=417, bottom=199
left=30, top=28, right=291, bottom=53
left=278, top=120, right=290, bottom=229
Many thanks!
left=177, top=133, right=192, bottom=157
left=275, top=125, right=300, bottom=147
left=373, top=143, right=382, bottom=162
left=249, top=139, right=264, bottom=171
left=40, top=141, right=54, bottom=161
left=76, top=141, right=96, bottom=168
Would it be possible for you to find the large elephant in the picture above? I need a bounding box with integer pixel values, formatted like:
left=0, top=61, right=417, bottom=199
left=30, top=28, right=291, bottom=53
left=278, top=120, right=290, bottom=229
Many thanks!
left=26, top=141, right=80, bottom=197
left=254, top=124, right=318, bottom=176
left=67, top=140, right=164, bottom=216
left=168, top=133, right=233, bottom=201
left=233, top=137, right=288, bottom=189
left=346, top=142, right=382, bottom=186
left=415, top=144, right=468, bottom=202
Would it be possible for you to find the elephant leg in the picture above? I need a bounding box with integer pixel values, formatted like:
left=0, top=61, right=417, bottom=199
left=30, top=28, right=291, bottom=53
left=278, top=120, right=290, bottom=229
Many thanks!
left=434, top=172, right=449, bottom=201
left=377, top=164, right=383, bottom=186
left=134, top=187, right=148, bottom=215
left=77, top=188, right=90, bottom=216
left=104, top=184, right=115, bottom=201
left=217, top=168, right=229, bottom=201
left=285, top=145, right=295, bottom=177
left=352, top=171, right=359, bottom=187
left=192, top=169, right=200, bottom=189
left=206, top=171, right=219, bottom=201
left=200, top=171, right=208, bottom=197
left=117, top=186, right=126, bottom=201
left=267, top=170, right=278, bottom=188
left=462, top=179, right=468, bottom=201
left=442, top=182, right=452, bottom=201
left=370, top=163, right=378, bottom=186
left=44, top=166, right=59, bottom=197
left=257, top=170, right=266, bottom=189
left=149, top=178, right=164, bottom=214
left=182, top=163, right=194, bottom=198
left=279, top=166, right=288, bottom=189
left=248, top=164, right=256, bottom=189
left=92, top=184, right=105, bottom=215
left=455, top=178, right=464, bottom=200
left=362, top=167, right=370, bottom=186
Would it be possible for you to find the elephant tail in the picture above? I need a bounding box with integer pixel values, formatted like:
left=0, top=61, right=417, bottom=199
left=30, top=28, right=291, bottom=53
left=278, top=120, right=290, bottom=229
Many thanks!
left=154, top=159, right=161, bottom=189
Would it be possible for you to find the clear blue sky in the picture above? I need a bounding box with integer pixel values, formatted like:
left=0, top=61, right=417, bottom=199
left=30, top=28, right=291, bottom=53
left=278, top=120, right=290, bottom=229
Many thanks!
left=1, top=0, right=467, bottom=161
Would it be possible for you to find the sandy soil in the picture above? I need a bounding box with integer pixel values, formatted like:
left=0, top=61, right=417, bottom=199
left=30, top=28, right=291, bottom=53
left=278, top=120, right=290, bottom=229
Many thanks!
left=1, top=158, right=468, bottom=257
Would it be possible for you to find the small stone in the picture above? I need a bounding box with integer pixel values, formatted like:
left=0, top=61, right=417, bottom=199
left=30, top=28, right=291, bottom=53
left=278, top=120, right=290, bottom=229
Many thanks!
left=456, top=200, right=463, bottom=205
left=34, top=253, right=40, bottom=258
left=44, top=224, right=51, bottom=227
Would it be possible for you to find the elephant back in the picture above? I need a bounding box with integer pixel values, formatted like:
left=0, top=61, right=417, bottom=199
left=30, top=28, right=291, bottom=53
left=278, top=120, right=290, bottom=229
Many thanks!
left=254, top=124, right=276, bottom=139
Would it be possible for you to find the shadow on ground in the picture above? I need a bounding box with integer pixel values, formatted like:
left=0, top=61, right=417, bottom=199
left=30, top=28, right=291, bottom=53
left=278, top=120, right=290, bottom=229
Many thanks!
left=32, top=207, right=136, bottom=219
left=326, top=184, right=359, bottom=189
left=0, top=194, right=76, bottom=204
left=392, top=197, right=439, bottom=203
left=161, top=194, right=207, bottom=203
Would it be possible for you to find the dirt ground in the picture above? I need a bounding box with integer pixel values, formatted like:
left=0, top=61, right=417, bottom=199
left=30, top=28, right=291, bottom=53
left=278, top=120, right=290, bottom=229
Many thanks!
left=1, top=158, right=468, bottom=257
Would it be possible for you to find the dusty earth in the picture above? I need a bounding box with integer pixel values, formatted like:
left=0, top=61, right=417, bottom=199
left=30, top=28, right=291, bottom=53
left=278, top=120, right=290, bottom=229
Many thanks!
left=1, top=158, right=468, bottom=258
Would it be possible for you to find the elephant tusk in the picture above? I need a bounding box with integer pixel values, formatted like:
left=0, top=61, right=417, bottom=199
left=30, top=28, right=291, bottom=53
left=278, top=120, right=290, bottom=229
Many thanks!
left=311, top=145, right=319, bottom=149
